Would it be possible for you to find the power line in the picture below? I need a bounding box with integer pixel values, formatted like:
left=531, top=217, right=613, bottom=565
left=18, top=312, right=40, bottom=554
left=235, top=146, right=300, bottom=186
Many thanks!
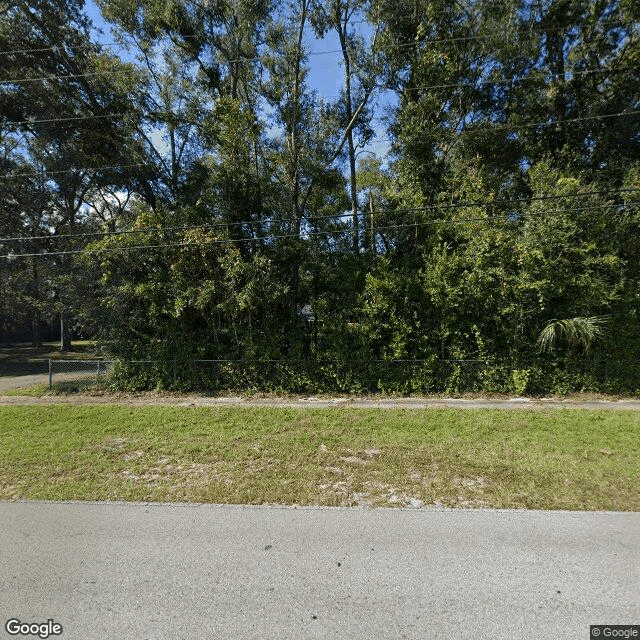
left=3, top=60, right=637, bottom=90
left=0, top=198, right=626, bottom=243
left=490, top=105, right=640, bottom=129
left=2, top=112, right=132, bottom=127
left=0, top=163, right=153, bottom=180
left=0, top=214, right=608, bottom=258
left=0, top=180, right=638, bottom=244
left=2, top=187, right=638, bottom=244
left=372, top=109, right=640, bottom=147
left=0, top=14, right=630, bottom=58
left=0, top=9, right=372, bottom=59
left=2, top=200, right=638, bottom=257
left=400, top=64, right=640, bottom=95
left=0, top=222, right=403, bottom=257
left=0, top=43, right=117, bottom=57
left=0, top=67, right=123, bottom=85
left=371, top=187, right=640, bottom=213
left=0, top=221, right=515, bottom=258
left=3, top=105, right=637, bottom=133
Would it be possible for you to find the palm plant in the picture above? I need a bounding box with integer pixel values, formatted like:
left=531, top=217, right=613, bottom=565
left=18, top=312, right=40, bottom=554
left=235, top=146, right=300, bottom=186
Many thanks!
left=537, top=316, right=610, bottom=355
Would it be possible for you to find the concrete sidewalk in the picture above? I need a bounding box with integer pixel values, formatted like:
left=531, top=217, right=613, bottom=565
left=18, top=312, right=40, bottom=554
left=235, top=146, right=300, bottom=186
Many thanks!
left=2, top=387, right=640, bottom=409
left=1, top=501, right=638, bottom=639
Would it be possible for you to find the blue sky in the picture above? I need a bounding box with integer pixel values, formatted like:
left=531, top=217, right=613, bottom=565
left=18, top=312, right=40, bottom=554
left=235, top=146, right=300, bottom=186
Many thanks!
left=84, top=0, right=392, bottom=163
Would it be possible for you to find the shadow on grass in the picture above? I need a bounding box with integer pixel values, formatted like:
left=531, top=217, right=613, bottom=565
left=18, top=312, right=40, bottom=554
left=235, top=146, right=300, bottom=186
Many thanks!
left=0, top=341, right=98, bottom=377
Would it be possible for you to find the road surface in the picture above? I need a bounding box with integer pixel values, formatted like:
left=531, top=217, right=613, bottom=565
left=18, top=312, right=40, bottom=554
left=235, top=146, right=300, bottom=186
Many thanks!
left=1, top=501, right=638, bottom=639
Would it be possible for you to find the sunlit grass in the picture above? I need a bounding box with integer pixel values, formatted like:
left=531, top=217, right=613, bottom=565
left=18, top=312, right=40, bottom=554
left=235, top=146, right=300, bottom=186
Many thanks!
left=2, top=380, right=102, bottom=396
left=0, top=406, right=638, bottom=510
left=3, top=384, right=49, bottom=397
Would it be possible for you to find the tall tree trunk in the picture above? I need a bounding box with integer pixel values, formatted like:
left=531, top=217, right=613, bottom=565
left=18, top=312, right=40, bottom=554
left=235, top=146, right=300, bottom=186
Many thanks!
left=290, top=0, right=309, bottom=316
left=31, top=310, right=41, bottom=348
left=60, top=309, right=72, bottom=352
left=348, top=132, right=359, bottom=252
left=31, top=257, right=42, bottom=347
left=368, top=190, right=376, bottom=255
left=335, top=6, right=359, bottom=252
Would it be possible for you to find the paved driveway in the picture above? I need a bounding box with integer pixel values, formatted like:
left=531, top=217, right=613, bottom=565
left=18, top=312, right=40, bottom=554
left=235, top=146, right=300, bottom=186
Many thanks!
left=1, top=502, right=637, bottom=639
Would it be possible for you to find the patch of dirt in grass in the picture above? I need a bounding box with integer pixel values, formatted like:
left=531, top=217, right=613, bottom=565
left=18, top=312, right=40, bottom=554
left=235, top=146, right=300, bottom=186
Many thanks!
left=112, top=453, right=288, bottom=496
left=313, top=475, right=431, bottom=508
left=114, top=460, right=214, bottom=489
left=244, top=458, right=278, bottom=473
left=99, top=437, right=135, bottom=452
left=454, top=497, right=493, bottom=508
left=2, top=484, right=24, bottom=500
left=122, top=450, right=144, bottom=461
left=323, top=466, right=345, bottom=475
left=120, top=469, right=142, bottom=480
left=453, top=476, right=489, bottom=489
left=337, top=448, right=382, bottom=466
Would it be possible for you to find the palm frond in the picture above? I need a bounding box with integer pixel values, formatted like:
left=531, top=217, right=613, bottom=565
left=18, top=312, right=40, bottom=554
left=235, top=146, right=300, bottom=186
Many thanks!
left=537, top=316, right=610, bottom=354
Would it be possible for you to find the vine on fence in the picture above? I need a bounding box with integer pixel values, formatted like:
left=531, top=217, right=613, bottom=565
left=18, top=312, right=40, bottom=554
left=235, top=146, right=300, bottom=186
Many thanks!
left=49, top=358, right=640, bottom=395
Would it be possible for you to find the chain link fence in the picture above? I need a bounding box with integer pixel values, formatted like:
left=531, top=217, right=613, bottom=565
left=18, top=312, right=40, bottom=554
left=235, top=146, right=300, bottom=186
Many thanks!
left=48, top=359, right=113, bottom=389
left=49, top=357, right=640, bottom=395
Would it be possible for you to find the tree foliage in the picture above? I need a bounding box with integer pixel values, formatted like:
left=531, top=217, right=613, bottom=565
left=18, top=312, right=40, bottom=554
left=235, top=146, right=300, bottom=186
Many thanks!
left=1, top=0, right=639, bottom=392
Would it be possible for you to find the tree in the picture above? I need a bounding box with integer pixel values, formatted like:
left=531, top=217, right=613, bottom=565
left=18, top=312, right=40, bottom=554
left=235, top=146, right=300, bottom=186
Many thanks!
left=0, top=0, right=144, bottom=348
left=311, top=0, right=379, bottom=251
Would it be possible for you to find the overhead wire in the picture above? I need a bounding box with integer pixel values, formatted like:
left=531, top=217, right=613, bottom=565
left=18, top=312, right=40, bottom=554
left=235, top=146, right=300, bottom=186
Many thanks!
left=0, top=15, right=632, bottom=77
left=368, top=109, right=640, bottom=147
left=0, top=163, right=154, bottom=180
left=3, top=202, right=638, bottom=259
left=399, top=64, right=640, bottom=95
left=1, top=13, right=635, bottom=134
left=1, top=9, right=636, bottom=254
left=1, top=186, right=639, bottom=245
left=2, top=106, right=637, bottom=132
left=1, top=112, right=133, bottom=126
left=2, top=61, right=637, bottom=90
left=0, top=14, right=631, bottom=58
left=0, top=67, right=128, bottom=85
left=1, top=197, right=638, bottom=255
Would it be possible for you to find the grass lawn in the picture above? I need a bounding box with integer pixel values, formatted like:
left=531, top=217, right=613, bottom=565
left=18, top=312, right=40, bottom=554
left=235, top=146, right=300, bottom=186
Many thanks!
left=0, top=405, right=638, bottom=510
left=3, top=384, right=51, bottom=397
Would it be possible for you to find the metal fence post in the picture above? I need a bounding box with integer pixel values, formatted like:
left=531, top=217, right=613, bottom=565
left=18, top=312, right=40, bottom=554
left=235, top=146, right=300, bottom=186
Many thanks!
left=48, top=359, right=52, bottom=389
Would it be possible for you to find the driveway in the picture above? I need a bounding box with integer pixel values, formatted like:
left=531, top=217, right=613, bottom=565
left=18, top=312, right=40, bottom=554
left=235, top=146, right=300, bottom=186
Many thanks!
left=0, top=501, right=637, bottom=639
left=0, top=373, right=49, bottom=393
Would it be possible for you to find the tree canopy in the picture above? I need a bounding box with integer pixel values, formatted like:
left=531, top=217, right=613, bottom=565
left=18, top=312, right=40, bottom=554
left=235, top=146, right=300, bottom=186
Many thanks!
left=1, top=0, right=639, bottom=392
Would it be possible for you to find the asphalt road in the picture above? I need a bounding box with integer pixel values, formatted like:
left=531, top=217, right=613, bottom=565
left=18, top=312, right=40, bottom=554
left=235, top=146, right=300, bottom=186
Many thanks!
left=1, top=502, right=638, bottom=639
